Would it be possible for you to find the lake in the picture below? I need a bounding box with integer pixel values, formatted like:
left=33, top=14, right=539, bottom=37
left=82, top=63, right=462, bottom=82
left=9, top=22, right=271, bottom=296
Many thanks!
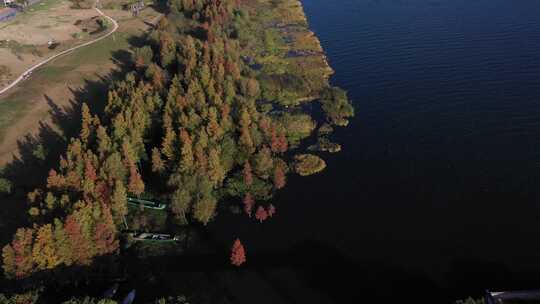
left=211, top=0, right=540, bottom=302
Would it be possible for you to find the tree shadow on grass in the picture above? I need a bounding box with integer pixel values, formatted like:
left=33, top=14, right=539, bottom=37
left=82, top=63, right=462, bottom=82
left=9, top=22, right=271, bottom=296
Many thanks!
left=0, top=47, right=138, bottom=287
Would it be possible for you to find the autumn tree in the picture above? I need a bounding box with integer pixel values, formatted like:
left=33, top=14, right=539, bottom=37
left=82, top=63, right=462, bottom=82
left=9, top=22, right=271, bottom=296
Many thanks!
left=151, top=148, right=166, bottom=173
left=254, top=147, right=273, bottom=178
left=193, top=195, right=217, bottom=225
left=230, top=239, right=246, bottom=266
left=3, top=228, right=34, bottom=278
left=1, top=244, right=15, bottom=278
left=255, top=206, right=268, bottom=223
left=171, top=188, right=192, bottom=224
left=208, top=148, right=225, bottom=186
left=134, top=46, right=154, bottom=69
left=243, top=193, right=254, bottom=217
left=53, top=218, right=73, bottom=267
left=128, top=163, right=145, bottom=196
left=93, top=205, right=119, bottom=256
left=80, top=103, right=93, bottom=145
left=242, top=161, right=253, bottom=186
left=273, top=163, right=286, bottom=190
left=32, top=224, right=60, bottom=270
left=64, top=215, right=90, bottom=266
left=111, top=181, right=128, bottom=226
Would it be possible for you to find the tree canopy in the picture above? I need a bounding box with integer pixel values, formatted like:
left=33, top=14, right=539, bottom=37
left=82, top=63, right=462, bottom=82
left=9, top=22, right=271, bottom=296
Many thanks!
left=1, top=0, right=353, bottom=280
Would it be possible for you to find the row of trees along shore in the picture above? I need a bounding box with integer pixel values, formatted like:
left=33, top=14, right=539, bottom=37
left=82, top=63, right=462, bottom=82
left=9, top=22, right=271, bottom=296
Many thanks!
left=1, top=0, right=354, bottom=280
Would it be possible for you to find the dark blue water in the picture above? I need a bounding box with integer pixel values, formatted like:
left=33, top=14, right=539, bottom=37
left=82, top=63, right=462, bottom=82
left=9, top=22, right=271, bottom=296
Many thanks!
left=213, top=0, right=540, bottom=301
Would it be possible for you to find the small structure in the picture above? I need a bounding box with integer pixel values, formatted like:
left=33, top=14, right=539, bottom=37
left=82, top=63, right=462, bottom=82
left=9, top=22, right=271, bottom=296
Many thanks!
left=103, top=283, right=119, bottom=299
left=132, top=232, right=179, bottom=242
left=0, top=7, right=16, bottom=22
left=129, top=0, right=144, bottom=17
left=47, top=39, right=59, bottom=49
left=127, top=197, right=167, bottom=210
left=485, top=289, right=540, bottom=304
left=122, top=290, right=136, bottom=304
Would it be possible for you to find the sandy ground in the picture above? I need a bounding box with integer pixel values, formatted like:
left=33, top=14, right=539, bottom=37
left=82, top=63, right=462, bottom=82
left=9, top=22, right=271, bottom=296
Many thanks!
left=0, top=0, right=102, bottom=88
left=0, top=0, right=99, bottom=44
left=0, top=7, right=160, bottom=166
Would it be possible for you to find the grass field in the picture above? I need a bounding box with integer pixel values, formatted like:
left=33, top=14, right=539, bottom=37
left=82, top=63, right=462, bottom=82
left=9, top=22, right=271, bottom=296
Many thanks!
left=0, top=0, right=104, bottom=90
left=0, top=8, right=160, bottom=166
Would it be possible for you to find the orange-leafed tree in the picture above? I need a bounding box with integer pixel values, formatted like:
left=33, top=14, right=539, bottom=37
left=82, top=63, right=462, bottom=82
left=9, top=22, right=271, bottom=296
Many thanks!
left=273, top=163, right=286, bottom=190
left=230, top=238, right=246, bottom=266
left=243, top=193, right=254, bottom=217
left=64, top=215, right=90, bottom=266
left=94, top=205, right=119, bottom=256
left=128, top=163, right=145, bottom=196
left=242, top=161, right=253, bottom=186
left=2, top=228, right=34, bottom=278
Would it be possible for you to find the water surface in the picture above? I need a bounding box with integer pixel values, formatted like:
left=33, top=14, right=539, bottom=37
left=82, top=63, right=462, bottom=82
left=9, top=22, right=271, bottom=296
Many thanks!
left=213, top=0, right=540, bottom=301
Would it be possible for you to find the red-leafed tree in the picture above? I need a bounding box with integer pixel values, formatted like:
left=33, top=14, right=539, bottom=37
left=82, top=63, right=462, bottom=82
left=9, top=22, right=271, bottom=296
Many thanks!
left=276, top=133, right=288, bottom=153
left=243, top=193, right=254, bottom=217
left=255, top=206, right=268, bottom=223
left=64, top=215, right=90, bottom=265
left=94, top=205, right=119, bottom=256
left=230, top=239, right=246, bottom=266
left=273, top=164, right=286, bottom=190
left=270, top=130, right=280, bottom=153
left=243, top=161, right=253, bottom=186
left=84, top=159, right=97, bottom=182
left=7, top=228, right=34, bottom=278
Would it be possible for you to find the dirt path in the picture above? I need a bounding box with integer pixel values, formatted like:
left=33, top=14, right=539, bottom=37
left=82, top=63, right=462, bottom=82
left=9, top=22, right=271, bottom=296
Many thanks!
left=0, top=5, right=118, bottom=96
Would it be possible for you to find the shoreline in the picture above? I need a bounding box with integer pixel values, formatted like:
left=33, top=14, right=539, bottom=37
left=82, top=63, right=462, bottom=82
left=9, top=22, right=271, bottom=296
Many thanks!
left=271, top=0, right=335, bottom=103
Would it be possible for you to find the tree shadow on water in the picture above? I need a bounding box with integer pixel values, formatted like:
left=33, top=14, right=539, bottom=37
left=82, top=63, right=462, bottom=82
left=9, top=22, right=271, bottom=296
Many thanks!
left=121, top=239, right=442, bottom=304
left=125, top=236, right=540, bottom=303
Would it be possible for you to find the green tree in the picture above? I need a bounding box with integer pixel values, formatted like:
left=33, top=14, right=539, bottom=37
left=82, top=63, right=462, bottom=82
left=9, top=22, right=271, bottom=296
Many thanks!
left=32, top=224, right=61, bottom=270
left=171, top=188, right=192, bottom=224
left=0, top=178, right=12, bottom=194
left=111, top=181, right=128, bottom=225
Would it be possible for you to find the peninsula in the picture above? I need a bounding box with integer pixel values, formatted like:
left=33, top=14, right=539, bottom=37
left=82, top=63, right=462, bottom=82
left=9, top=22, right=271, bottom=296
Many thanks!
left=0, top=0, right=353, bottom=301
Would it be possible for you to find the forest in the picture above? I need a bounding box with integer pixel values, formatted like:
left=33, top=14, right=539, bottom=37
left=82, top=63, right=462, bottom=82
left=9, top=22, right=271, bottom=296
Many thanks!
left=0, top=0, right=353, bottom=299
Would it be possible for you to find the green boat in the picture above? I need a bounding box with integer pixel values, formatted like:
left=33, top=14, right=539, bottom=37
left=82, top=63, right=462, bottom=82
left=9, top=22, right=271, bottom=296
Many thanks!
left=131, top=233, right=179, bottom=242
left=127, top=197, right=167, bottom=210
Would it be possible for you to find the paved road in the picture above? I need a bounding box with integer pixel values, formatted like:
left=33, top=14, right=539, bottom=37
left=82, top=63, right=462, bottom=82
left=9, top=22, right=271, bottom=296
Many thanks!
left=0, top=6, right=119, bottom=96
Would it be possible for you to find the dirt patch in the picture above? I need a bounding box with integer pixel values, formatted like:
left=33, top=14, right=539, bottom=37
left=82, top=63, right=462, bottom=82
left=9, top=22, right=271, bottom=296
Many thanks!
left=75, top=15, right=107, bottom=34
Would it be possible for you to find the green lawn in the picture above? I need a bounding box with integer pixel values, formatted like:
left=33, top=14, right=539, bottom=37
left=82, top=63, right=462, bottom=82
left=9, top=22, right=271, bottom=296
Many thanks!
left=0, top=99, right=31, bottom=142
